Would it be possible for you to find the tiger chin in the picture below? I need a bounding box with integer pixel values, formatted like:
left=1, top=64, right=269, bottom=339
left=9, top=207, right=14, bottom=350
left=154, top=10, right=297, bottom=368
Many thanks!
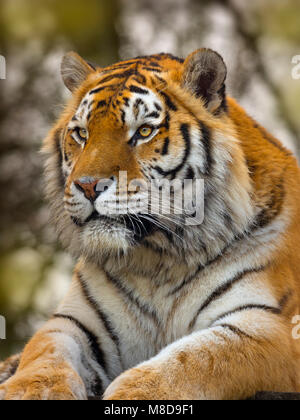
left=1, top=48, right=300, bottom=401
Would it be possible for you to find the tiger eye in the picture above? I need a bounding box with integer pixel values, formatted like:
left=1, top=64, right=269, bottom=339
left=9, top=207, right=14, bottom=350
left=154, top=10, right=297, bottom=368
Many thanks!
left=139, top=126, right=153, bottom=137
left=79, top=128, right=88, bottom=140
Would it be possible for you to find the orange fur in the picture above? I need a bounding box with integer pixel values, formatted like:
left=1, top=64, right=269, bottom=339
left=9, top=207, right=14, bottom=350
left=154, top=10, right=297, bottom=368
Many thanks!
left=1, top=332, right=85, bottom=400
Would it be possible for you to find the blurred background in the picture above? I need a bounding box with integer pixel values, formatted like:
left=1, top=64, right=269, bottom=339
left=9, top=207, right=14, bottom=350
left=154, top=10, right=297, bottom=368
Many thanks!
left=0, top=0, right=300, bottom=359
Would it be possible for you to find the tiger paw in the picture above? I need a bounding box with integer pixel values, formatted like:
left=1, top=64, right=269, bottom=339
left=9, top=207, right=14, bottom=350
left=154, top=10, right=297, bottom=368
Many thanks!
left=103, top=364, right=171, bottom=400
left=0, top=364, right=87, bottom=400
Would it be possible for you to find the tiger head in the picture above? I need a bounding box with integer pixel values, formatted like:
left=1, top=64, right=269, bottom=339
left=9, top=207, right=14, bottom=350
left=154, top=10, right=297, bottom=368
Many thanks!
left=43, top=49, right=253, bottom=262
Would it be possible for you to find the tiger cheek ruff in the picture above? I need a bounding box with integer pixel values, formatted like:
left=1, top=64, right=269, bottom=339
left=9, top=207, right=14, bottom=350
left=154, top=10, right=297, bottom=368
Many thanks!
left=1, top=48, right=300, bottom=401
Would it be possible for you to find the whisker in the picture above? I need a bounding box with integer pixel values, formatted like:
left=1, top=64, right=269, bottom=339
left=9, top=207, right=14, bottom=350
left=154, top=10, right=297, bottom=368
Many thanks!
left=137, top=214, right=184, bottom=243
left=128, top=214, right=144, bottom=238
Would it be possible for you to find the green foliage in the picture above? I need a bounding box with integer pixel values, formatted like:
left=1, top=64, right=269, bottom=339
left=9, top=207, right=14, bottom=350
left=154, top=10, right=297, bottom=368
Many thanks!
left=258, top=0, right=300, bottom=43
left=1, top=0, right=120, bottom=64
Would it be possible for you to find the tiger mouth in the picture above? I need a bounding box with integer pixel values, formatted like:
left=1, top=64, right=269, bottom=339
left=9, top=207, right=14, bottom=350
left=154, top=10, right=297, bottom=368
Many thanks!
left=71, top=211, right=158, bottom=241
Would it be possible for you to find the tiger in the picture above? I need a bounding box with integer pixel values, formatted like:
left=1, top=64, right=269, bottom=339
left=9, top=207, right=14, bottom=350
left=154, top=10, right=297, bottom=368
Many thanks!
left=1, top=48, right=300, bottom=400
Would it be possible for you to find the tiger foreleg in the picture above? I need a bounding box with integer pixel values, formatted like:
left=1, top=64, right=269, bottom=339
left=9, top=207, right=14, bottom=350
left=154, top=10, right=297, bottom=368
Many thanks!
left=0, top=316, right=109, bottom=400
left=104, top=311, right=299, bottom=400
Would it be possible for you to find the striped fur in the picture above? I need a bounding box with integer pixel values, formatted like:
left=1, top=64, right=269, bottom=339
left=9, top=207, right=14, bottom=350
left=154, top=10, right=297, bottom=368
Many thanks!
left=0, top=355, right=20, bottom=385
left=1, top=49, right=300, bottom=400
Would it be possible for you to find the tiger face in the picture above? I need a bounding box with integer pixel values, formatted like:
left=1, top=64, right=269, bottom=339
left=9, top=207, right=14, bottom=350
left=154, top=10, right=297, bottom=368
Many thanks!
left=44, top=49, right=253, bottom=260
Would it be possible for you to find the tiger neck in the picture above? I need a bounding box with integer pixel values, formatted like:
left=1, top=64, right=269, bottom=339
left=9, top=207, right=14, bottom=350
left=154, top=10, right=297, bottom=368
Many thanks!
left=80, top=142, right=256, bottom=284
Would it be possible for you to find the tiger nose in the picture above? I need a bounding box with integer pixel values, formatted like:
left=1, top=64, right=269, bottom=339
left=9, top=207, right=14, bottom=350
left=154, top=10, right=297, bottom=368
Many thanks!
left=74, top=176, right=115, bottom=202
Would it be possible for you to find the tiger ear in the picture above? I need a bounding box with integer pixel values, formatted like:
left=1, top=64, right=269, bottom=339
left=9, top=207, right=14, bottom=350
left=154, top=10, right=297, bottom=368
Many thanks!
left=182, top=49, right=227, bottom=114
left=61, top=52, right=96, bottom=92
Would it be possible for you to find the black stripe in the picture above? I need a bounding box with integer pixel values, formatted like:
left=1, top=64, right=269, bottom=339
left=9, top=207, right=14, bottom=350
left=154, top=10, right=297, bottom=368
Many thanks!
left=162, top=137, right=170, bottom=155
left=159, top=91, right=177, bottom=111
left=90, top=376, right=103, bottom=397
left=76, top=272, right=123, bottom=367
left=154, top=102, right=162, bottom=111
left=199, top=121, right=212, bottom=175
left=144, top=103, right=149, bottom=114
left=168, top=255, right=217, bottom=296
left=186, top=166, right=195, bottom=180
left=213, top=304, right=281, bottom=325
left=188, top=266, right=267, bottom=330
left=99, top=70, right=135, bottom=84
left=87, top=61, right=97, bottom=71
left=89, top=86, right=106, bottom=95
left=134, top=56, right=152, bottom=61
left=143, top=67, right=162, bottom=73
left=97, top=100, right=107, bottom=109
left=159, top=112, right=170, bottom=130
left=89, top=84, right=122, bottom=95
left=145, top=111, right=160, bottom=119
left=154, top=123, right=191, bottom=179
left=103, top=64, right=134, bottom=72
left=149, top=61, right=162, bottom=68
left=254, top=177, right=285, bottom=229
left=104, top=270, right=161, bottom=326
left=53, top=314, right=108, bottom=374
left=75, top=348, right=103, bottom=397
left=223, top=212, right=234, bottom=231
left=279, top=290, right=293, bottom=310
left=71, top=216, right=85, bottom=227
left=133, top=74, right=146, bottom=85
left=164, top=53, right=184, bottom=63
left=129, top=85, right=149, bottom=95
left=134, top=98, right=143, bottom=107
left=121, top=109, right=126, bottom=125
left=133, top=98, right=143, bottom=121
left=123, top=97, right=130, bottom=107
left=132, top=74, right=147, bottom=84
left=218, top=324, right=254, bottom=340
left=155, top=75, right=167, bottom=86
left=159, top=227, right=175, bottom=245
left=88, top=100, right=95, bottom=109
left=134, top=53, right=184, bottom=64
left=142, top=239, right=167, bottom=256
